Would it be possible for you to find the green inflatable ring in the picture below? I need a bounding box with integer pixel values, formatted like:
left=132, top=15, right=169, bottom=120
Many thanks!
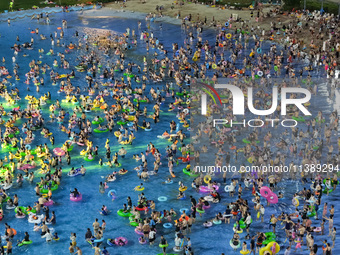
left=92, top=118, right=104, bottom=125
left=183, top=168, right=199, bottom=177
left=130, top=221, right=139, bottom=227
left=117, top=121, right=127, bottom=125
left=323, top=187, right=333, bottom=194
left=159, top=244, right=169, bottom=248
left=117, top=209, right=133, bottom=217
left=94, top=128, right=109, bottom=133
left=15, top=206, right=36, bottom=215
left=133, top=98, right=147, bottom=103
left=84, top=155, right=95, bottom=162
left=196, top=209, right=205, bottom=214
left=292, top=116, right=305, bottom=122
left=40, top=184, right=58, bottom=194
left=307, top=210, right=316, bottom=217
left=18, top=240, right=33, bottom=247
left=315, top=118, right=325, bottom=123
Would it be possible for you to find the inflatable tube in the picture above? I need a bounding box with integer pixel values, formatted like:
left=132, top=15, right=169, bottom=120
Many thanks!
left=43, top=200, right=54, bottom=206
left=117, top=121, right=128, bottom=125
left=135, top=228, right=143, bottom=235
left=135, top=206, right=148, bottom=211
left=240, top=249, right=250, bottom=254
left=183, top=168, right=199, bottom=177
left=267, top=193, right=278, bottom=204
left=84, top=155, right=95, bottom=161
left=114, top=237, right=128, bottom=246
left=233, top=227, right=243, bottom=233
left=28, top=214, right=44, bottom=224
left=92, top=118, right=104, bottom=125
left=70, top=193, right=82, bottom=202
left=163, top=223, right=172, bottom=228
left=213, top=219, right=221, bottom=224
left=67, top=168, right=85, bottom=177
left=257, top=48, right=262, bottom=54
left=117, top=209, right=133, bottom=217
left=53, top=147, right=65, bottom=156
left=107, top=239, right=114, bottom=246
left=130, top=221, right=139, bottom=227
left=260, top=186, right=271, bottom=198
left=94, top=128, right=108, bottom=133
left=40, top=184, right=58, bottom=194
left=203, top=222, right=213, bottom=227
left=134, top=186, right=144, bottom=191
left=93, top=237, right=104, bottom=243
left=259, top=242, right=280, bottom=255
left=292, top=116, right=305, bottom=122
left=230, top=239, right=241, bottom=249
left=199, top=185, right=219, bottom=193
left=173, top=247, right=183, bottom=252
left=159, top=243, right=169, bottom=248
left=158, top=196, right=167, bottom=202
left=179, top=208, right=189, bottom=214
left=108, top=190, right=117, bottom=199
left=293, top=198, right=299, bottom=207
left=15, top=206, right=36, bottom=215
left=224, top=185, right=232, bottom=192
left=204, top=175, right=211, bottom=184
left=18, top=240, right=32, bottom=247
left=139, top=236, right=147, bottom=244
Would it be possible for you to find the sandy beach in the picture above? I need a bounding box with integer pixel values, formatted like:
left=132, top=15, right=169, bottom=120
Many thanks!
left=103, top=0, right=275, bottom=29
left=93, top=0, right=323, bottom=51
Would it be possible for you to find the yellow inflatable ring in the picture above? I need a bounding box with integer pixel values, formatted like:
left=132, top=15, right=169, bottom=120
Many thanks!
left=240, top=250, right=250, bottom=255
left=259, top=241, right=280, bottom=255
left=226, top=33, right=232, bottom=39
left=233, top=227, right=243, bottom=234
left=80, top=150, right=87, bottom=156
left=212, top=64, right=217, bottom=69
left=179, top=186, right=187, bottom=192
left=204, top=175, right=211, bottom=184
left=135, top=186, right=145, bottom=191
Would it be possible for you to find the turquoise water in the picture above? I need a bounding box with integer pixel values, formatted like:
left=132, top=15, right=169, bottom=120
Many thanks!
left=0, top=8, right=338, bottom=255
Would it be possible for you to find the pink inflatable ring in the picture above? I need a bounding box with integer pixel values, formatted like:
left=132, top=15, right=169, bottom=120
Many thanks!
left=114, top=237, right=128, bottom=246
left=70, top=193, right=82, bottom=202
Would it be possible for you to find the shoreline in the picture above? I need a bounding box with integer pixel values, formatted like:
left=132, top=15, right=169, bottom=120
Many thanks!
left=86, top=3, right=313, bottom=52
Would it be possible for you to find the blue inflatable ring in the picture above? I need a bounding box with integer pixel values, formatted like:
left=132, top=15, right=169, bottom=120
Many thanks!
left=158, top=196, right=167, bottom=202
left=225, top=22, right=229, bottom=27
left=179, top=208, right=189, bottom=214
left=257, top=48, right=262, bottom=53
left=163, top=223, right=173, bottom=228
left=108, top=189, right=117, bottom=198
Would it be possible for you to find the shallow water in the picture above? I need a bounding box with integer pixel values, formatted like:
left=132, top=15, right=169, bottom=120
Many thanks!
left=0, top=8, right=338, bottom=255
